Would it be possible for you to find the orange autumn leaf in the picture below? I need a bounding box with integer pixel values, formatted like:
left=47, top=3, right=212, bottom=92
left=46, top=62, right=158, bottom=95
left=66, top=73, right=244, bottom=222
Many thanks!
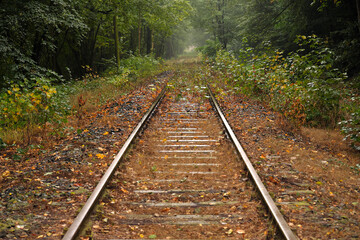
left=96, top=153, right=105, bottom=159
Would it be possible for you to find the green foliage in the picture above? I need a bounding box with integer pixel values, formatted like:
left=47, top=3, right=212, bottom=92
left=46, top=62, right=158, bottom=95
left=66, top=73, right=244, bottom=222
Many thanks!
left=106, top=55, right=161, bottom=85
left=121, top=55, right=161, bottom=77
left=0, top=0, right=88, bottom=87
left=210, top=35, right=347, bottom=128
left=0, top=137, right=6, bottom=149
left=0, top=78, right=68, bottom=131
left=197, top=39, right=222, bottom=59
left=0, top=0, right=192, bottom=90
left=192, top=0, right=360, bottom=78
left=339, top=96, right=360, bottom=150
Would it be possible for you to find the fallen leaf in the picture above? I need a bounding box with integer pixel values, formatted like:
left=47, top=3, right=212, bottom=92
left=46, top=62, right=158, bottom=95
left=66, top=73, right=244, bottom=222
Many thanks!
left=96, top=153, right=106, bottom=159
left=236, top=229, right=245, bottom=234
left=2, top=170, right=10, bottom=177
left=121, top=187, right=129, bottom=194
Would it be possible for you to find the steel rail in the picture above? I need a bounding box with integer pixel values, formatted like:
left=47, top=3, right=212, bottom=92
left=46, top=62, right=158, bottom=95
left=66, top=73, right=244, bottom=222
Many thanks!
left=207, top=86, right=299, bottom=240
left=62, top=86, right=167, bottom=240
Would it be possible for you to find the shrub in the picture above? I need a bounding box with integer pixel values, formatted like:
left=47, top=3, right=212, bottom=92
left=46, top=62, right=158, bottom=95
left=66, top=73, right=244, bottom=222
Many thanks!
left=340, top=96, right=360, bottom=150
left=0, top=77, right=69, bottom=142
left=197, top=39, right=222, bottom=59
left=208, top=35, right=347, bottom=128
left=105, top=55, right=161, bottom=85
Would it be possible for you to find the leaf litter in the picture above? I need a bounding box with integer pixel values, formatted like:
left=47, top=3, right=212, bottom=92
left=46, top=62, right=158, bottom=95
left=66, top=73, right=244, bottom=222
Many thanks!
left=214, top=85, right=360, bottom=239
left=0, top=73, right=168, bottom=239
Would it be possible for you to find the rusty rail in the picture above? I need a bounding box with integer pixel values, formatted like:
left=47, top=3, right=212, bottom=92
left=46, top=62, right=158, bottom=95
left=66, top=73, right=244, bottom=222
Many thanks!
left=62, top=86, right=167, bottom=240
left=207, top=85, right=299, bottom=240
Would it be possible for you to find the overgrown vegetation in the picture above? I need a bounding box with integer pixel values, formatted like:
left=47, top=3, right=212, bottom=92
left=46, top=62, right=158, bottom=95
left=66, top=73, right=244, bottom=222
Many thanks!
left=203, top=35, right=359, bottom=149
left=0, top=0, right=191, bottom=89
left=191, top=0, right=360, bottom=150
left=0, top=55, right=162, bottom=145
left=106, top=55, right=162, bottom=86
left=1, top=0, right=359, bottom=150
left=192, top=0, right=360, bottom=77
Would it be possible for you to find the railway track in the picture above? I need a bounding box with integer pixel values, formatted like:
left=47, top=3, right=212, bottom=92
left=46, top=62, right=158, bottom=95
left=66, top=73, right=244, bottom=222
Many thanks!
left=63, top=84, right=298, bottom=239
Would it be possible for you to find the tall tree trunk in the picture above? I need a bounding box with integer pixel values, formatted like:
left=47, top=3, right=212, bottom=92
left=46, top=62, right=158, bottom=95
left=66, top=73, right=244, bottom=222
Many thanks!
left=91, top=22, right=101, bottom=66
left=113, top=15, right=120, bottom=71
left=221, top=0, right=226, bottom=48
left=151, top=31, right=154, bottom=53
left=138, top=8, right=142, bottom=55
left=146, top=27, right=152, bottom=54
left=216, top=0, right=226, bottom=48
left=356, top=0, right=360, bottom=32
left=32, top=32, right=45, bottom=64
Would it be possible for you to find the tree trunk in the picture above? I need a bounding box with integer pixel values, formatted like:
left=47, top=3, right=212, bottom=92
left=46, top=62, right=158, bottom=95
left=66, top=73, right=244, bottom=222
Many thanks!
left=216, top=0, right=226, bottom=48
left=32, top=32, right=45, bottom=64
left=146, top=27, right=152, bottom=54
left=138, top=8, right=142, bottom=55
left=221, top=0, right=226, bottom=48
left=91, top=22, right=101, bottom=66
left=113, top=15, right=120, bottom=71
left=356, top=0, right=360, bottom=32
left=151, top=31, right=154, bottom=53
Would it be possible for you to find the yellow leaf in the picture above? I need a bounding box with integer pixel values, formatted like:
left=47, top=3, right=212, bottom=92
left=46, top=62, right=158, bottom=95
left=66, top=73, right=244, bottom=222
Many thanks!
left=96, top=153, right=105, bottom=159
left=121, top=187, right=129, bottom=194
left=103, top=131, right=109, bottom=135
left=2, top=170, right=10, bottom=177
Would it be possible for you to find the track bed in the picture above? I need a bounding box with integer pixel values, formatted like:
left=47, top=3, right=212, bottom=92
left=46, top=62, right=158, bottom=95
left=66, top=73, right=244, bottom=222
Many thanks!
left=91, top=88, right=270, bottom=239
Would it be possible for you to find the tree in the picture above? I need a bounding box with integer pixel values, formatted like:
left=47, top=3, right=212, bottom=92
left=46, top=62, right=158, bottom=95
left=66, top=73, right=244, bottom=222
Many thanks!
left=0, top=0, right=88, bottom=86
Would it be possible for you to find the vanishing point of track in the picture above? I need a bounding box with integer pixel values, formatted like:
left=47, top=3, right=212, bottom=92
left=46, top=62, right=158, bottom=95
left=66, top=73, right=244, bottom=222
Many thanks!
left=63, top=84, right=298, bottom=239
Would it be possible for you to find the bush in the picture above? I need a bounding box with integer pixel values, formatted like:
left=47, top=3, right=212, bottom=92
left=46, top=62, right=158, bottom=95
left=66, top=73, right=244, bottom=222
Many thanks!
left=0, top=77, right=69, bottom=141
left=340, top=96, right=360, bottom=150
left=209, top=35, right=348, bottom=128
left=197, top=39, right=222, bottom=59
left=105, top=55, right=161, bottom=85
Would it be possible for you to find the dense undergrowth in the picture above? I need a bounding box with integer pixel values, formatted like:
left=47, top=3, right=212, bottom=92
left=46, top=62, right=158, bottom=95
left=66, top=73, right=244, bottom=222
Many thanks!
left=0, top=55, right=162, bottom=146
left=202, top=36, right=360, bottom=149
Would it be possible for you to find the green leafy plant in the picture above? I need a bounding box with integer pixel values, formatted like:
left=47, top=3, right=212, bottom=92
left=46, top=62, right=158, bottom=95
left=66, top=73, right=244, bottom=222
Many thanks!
left=207, top=35, right=348, bottom=129
left=0, top=77, right=69, bottom=143
left=340, top=97, right=360, bottom=150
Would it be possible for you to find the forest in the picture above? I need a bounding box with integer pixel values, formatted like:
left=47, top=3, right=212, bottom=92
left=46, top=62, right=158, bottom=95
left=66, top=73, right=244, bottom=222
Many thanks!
left=0, top=0, right=359, bottom=146
left=1, top=1, right=360, bottom=239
